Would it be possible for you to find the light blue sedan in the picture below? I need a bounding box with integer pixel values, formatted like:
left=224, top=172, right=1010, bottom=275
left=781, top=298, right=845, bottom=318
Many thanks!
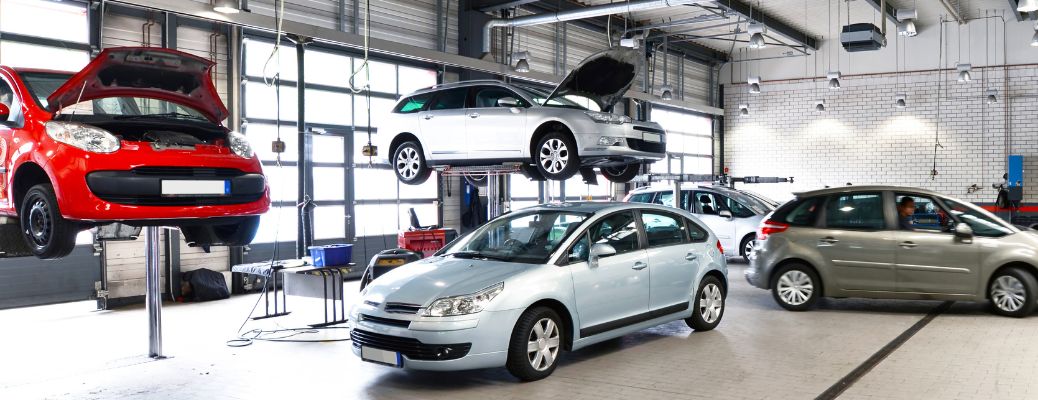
left=348, top=202, right=728, bottom=381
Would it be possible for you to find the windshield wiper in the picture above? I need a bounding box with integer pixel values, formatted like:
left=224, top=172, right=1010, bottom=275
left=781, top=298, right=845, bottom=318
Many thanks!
left=447, top=251, right=511, bottom=262
left=114, top=112, right=207, bottom=121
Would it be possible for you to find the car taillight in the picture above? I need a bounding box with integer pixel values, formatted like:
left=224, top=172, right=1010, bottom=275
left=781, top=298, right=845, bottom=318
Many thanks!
left=757, top=219, right=789, bottom=240
left=716, top=240, right=724, bottom=254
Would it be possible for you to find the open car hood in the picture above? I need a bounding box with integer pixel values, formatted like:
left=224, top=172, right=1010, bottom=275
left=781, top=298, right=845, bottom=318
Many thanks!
left=47, top=47, right=229, bottom=123
left=544, top=48, right=642, bottom=111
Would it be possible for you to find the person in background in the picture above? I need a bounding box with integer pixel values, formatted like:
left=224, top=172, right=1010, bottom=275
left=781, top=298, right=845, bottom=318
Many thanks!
left=898, top=197, right=916, bottom=230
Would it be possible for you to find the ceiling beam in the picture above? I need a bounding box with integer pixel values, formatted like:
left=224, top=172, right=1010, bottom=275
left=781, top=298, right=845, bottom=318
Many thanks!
left=471, top=0, right=539, bottom=13
left=861, top=0, right=899, bottom=25
left=713, top=0, right=817, bottom=50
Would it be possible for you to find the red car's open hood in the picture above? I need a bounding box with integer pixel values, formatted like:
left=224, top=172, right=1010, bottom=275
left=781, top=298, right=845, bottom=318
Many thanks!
left=46, top=47, right=228, bottom=123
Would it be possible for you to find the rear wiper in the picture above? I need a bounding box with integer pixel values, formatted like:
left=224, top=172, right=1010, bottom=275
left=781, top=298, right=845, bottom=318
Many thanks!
left=448, top=251, right=510, bottom=262
left=114, top=112, right=207, bottom=121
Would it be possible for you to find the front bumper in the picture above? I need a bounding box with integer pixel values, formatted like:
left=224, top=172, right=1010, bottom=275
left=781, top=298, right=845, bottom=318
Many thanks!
left=576, top=123, right=666, bottom=165
left=348, top=304, right=524, bottom=371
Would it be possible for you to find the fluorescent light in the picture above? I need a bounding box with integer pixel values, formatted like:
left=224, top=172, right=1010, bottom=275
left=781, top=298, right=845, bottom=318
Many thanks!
left=512, top=51, right=530, bottom=72
left=660, top=84, right=674, bottom=101
left=213, top=0, right=240, bottom=14
left=1019, top=0, right=1038, bottom=12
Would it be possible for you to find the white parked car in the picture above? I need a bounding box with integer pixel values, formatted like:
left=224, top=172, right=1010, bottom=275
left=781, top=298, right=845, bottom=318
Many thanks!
left=625, top=185, right=777, bottom=261
left=377, top=48, right=666, bottom=185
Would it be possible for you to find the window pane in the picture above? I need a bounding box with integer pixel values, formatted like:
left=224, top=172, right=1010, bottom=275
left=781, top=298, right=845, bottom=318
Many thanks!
left=399, top=176, right=436, bottom=200
left=354, top=204, right=400, bottom=237
left=825, top=193, right=885, bottom=230
left=510, top=177, right=540, bottom=200
left=429, top=88, right=467, bottom=110
left=399, top=203, right=438, bottom=232
left=313, top=167, right=345, bottom=201
left=940, top=198, right=1015, bottom=238
left=313, top=206, right=346, bottom=240
left=303, top=50, right=352, bottom=87
left=312, top=135, right=345, bottom=163
left=0, top=42, right=89, bottom=70
left=351, top=60, right=396, bottom=94
left=243, top=40, right=297, bottom=81
left=642, top=212, right=686, bottom=247
left=694, top=192, right=721, bottom=215
left=686, top=218, right=709, bottom=241
left=894, top=194, right=950, bottom=232
left=244, top=81, right=297, bottom=121
left=263, top=166, right=298, bottom=202
left=354, top=95, right=398, bottom=128
left=780, top=197, right=822, bottom=226
left=354, top=168, right=396, bottom=200
left=589, top=212, right=639, bottom=254
left=254, top=206, right=297, bottom=243
left=1, top=0, right=88, bottom=43
left=398, top=66, right=437, bottom=95
left=244, top=123, right=297, bottom=162
left=305, top=89, right=351, bottom=125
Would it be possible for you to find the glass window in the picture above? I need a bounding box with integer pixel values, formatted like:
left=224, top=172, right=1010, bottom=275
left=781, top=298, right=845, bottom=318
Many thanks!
left=825, top=193, right=885, bottom=230
left=0, top=0, right=88, bottom=43
left=400, top=203, right=439, bottom=232
left=353, top=132, right=383, bottom=165
left=0, top=42, right=89, bottom=71
left=894, top=194, right=952, bottom=232
left=939, top=198, right=1016, bottom=238
left=243, top=40, right=297, bottom=81
left=244, top=81, right=298, bottom=121
left=350, top=60, right=396, bottom=94
left=693, top=192, right=721, bottom=215
left=588, top=212, right=640, bottom=254
left=399, top=176, right=437, bottom=200
left=0, top=77, right=19, bottom=124
left=254, top=206, right=297, bottom=243
left=355, top=96, right=397, bottom=127
left=428, top=88, right=467, bottom=110
left=303, top=50, right=352, bottom=87
left=566, top=232, right=591, bottom=263
left=441, top=211, right=588, bottom=264
left=777, top=197, right=822, bottom=226
left=313, top=167, right=345, bottom=201
left=393, top=93, right=433, bottom=114
left=627, top=192, right=655, bottom=204
left=313, top=206, right=347, bottom=240
left=263, top=165, right=298, bottom=202
left=642, top=212, right=687, bottom=247
left=354, top=168, right=396, bottom=200
left=305, top=89, right=351, bottom=125
left=312, top=135, right=345, bottom=163
left=685, top=218, right=708, bottom=242
left=245, top=123, right=298, bottom=162
left=472, top=86, right=528, bottom=108
left=398, top=66, right=437, bottom=95
left=720, top=196, right=755, bottom=218
left=353, top=204, right=400, bottom=237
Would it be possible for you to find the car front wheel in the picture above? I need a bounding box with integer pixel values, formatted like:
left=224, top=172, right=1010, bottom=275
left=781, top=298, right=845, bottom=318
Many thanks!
left=506, top=306, right=564, bottom=381
left=771, top=263, right=821, bottom=311
left=533, top=132, right=578, bottom=181
left=393, top=141, right=432, bottom=185
left=989, top=267, right=1037, bottom=317
left=20, top=183, right=79, bottom=259
left=600, top=164, right=641, bottom=183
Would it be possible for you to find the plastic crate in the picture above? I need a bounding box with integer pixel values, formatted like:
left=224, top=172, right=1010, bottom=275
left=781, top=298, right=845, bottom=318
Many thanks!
left=308, top=244, right=353, bottom=267
left=398, top=229, right=457, bottom=257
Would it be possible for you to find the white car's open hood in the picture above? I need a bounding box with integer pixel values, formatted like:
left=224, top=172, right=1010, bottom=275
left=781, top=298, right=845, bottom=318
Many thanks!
left=544, top=48, right=642, bottom=112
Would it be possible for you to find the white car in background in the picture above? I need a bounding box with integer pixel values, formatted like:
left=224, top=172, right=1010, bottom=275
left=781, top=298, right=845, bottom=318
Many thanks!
left=625, top=185, right=777, bottom=261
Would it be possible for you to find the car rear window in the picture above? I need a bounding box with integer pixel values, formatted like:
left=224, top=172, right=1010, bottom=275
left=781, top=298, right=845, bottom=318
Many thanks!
left=394, top=92, right=433, bottom=114
left=772, top=197, right=822, bottom=226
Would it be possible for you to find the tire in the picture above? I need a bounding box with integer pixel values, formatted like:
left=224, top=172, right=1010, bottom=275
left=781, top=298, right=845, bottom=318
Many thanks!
left=685, top=275, right=725, bottom=331
left=988, top=267, right=1038, bottom=317
left=19, top=183, right=78, bottom=259
left=392, top=141, right=432, bottom=185
left=506, top=306, right=564, bottom=382
left=739, top=235, right=756, bottom=263
left=533, top=131, right=579, bottom=181
left=770, top=263, right=821, bottom=311
left=213, top=215, right=261, bottom=246
left=600, top=164, right=641, bottom=183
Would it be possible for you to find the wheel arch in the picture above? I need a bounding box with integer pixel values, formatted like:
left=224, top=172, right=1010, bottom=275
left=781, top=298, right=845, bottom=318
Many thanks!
left=703, top=269, right=728, bottom=298
left=738, top=232, right=757, bottom=256
left=12, top=162, right=52, bottom=211
left=524, top=298, right=576, bottom=351
left=529, top=120, right=575, bottom=161
left=388, top=132, right=421, bottom=160
left=770, top=258, right=825, bottom=294
left=985, top=262, right=1038, bottom=299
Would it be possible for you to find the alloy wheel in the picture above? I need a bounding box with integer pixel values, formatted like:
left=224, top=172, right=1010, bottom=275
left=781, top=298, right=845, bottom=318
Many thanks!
left=743, top=239, right=756, bottom=257
left=526, top=317, right=561, bottom=371
left=539, top=139, right=569, bottom=174
left=395, top=147, right=420, bottom=180
left=777, top=270, right=813, bottom=306
left=699, top=283, right=723, bottom=323
left=27, top=199, right=51, bottom=247
left=991, top=275, right=1027, bottom=312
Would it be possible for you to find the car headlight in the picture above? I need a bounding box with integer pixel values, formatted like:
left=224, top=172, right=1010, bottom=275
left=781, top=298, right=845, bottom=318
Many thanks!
left=597, top=136, right=625, bottom=146
left=227, top=131, right=254, bottom=158
left=585, top=111, right=632, bottom=124
left=421, top=282, right=503, bottom=317
left=44, top=121, right=120, bottom=153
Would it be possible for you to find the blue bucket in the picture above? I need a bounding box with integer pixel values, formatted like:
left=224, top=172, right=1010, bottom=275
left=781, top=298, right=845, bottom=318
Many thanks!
left=308, top=244, right=353, bottom=267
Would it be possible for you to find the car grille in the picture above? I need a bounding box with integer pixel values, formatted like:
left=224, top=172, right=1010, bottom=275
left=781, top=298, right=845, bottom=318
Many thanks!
left=627, top=138, right=665, bottom=153
left=361, top=314, right=411, bottom=329
left=351, top=329, right=471, bottom=361
left=131, top=167, right=244, bottom=177
left=384, top=302, right=422, bottom=314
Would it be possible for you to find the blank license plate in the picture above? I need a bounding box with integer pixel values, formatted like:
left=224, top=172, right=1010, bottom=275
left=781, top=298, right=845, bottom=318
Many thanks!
left=642, top=133, right=662, bottom=143
left=161, top=180, right=229, bottom=196
left=361, top=346, right=402, bottom=368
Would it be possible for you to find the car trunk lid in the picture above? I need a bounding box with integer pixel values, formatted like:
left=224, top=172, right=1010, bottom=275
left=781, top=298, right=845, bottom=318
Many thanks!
left=46, top=47, right=229, bottom=123
left=543, top=48, right=641, bottom=111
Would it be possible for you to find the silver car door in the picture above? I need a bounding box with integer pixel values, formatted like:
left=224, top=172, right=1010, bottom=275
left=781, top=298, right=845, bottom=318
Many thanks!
left=641, top=211, right=699, bottom=310
left=892, top=194, right=985, bottom=295
left=418, top=87, right=469, bottom=161
left=567, top=211, right=650, bottom=335
left=815, top=192, right=897, bottom=292
left=465, top=86, right=526, bottom=160
left=692, top=191, right=736, bottom=251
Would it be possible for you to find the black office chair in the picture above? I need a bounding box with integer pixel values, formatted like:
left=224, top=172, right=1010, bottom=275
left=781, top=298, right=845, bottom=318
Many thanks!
left=409, top=208, right=438, bottom=231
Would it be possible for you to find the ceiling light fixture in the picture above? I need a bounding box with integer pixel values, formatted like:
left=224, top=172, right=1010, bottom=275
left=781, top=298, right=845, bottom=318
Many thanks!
left=827, top=71, right=842, bottom=89
left=748, top=76, right=761, bottom=94
left=748, top=23, right=767, bottom=49
left=739, top=104, right=750, bottom=116
left=814, top=100, right=826, bottom=112
left=986, top=89, right=998, bottom=104
left=213, top=0, right=241, bottom=14
left=956, top=63, right=972, bottom=83
left=896, top=9, right=918, bottom=37
left=512, top=51, right=530, bottom=73
left=660, top=84, right=674, bottom=101
left=1019, top=0, right=1038, bottom=12
left=895, top=93, right=907, bottom=108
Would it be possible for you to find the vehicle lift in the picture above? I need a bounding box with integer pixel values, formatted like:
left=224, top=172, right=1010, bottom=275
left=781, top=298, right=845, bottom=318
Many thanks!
left=632, top=173, right=794, bottom=205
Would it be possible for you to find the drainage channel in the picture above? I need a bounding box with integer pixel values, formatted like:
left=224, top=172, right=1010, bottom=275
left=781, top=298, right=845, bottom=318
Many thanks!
left=815, top=301, right=954, bottom=400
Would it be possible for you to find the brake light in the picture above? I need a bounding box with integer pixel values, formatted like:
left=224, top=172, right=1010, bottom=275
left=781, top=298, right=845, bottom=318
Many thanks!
left=716, top=240, right=724, bottom=254
left=757, top=219, right=789, bottom=240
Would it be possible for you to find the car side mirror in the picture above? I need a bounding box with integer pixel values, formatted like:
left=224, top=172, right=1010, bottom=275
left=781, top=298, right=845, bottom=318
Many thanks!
left=588, top=243, right=617, bottom=268
left=954, top=223, right=973, bottom=239
left=719, top=209, right=733, bottom=219
left=0, top=103, right=9, bottom=121
left=497, top=97, right=520, bottom=108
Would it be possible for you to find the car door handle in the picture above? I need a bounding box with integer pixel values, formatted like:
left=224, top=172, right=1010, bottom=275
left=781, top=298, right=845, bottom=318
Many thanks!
left=423, top=115, right=434, bottom=120
left=818, top=237, right=839, bottom=245
left=468, top=112, right=480, bottom=118
left=899, top=241, right=918, bottom=248
left=632, top=261, right=648, bottom=270
left=686, top=252, right=698, bottom=261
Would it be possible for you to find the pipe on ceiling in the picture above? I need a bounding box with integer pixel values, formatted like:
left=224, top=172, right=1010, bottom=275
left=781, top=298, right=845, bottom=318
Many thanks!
left=481, top=0, right=710, bottom=54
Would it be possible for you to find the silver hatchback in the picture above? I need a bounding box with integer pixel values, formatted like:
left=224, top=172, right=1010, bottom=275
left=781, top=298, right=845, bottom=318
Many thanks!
left=746, top=185, right=1038, bottom=317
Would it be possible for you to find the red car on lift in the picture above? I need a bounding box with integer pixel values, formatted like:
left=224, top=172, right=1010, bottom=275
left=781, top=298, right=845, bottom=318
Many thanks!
left=0, top=47, right=269, bottom=259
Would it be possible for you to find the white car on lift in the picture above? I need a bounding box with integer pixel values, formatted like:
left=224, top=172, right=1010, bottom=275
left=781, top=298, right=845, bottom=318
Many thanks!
left=625, top=185, right=777, bottom=261
left=376, top=48, right=666, bottom=185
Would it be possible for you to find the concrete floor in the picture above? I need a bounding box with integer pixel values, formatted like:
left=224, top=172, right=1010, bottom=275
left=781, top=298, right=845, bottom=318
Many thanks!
left=2, top=262, right=1036, bottom=400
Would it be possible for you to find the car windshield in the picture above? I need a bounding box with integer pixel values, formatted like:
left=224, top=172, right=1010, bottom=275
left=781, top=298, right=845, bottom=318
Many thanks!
left=441, top=210, right=589, bottom=264
left=513, top=85, right=600, bottom=111
left=18, top=71, right=208, bottom=120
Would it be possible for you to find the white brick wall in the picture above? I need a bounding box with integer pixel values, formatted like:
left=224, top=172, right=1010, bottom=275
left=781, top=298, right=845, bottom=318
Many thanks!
left=723, top=65, right=1038, bottom=204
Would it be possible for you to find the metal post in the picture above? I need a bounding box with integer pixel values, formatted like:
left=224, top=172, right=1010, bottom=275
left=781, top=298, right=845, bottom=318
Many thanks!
left=294, top=36, right=313, bottom=258
left=486, top=175, right=501, bottom=220
left=145, top=226, right=163, bottom=358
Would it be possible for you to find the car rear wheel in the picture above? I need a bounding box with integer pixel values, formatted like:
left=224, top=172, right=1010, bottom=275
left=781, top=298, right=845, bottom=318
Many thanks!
left=600, top=164, right=641, bottom=183
left=534, top=132, right=578, bottom=181
left=20, top=183, right=78, bottom=259
left=989, top=267, right=1037, bottom=317
left=393, top=141, right=432, bottom=185
left=685, top=275, right=725, bottom=331
left=506, top=306, right=563, bottom=381
left=740, top=235, right=756, bottom=263
left=771, top=263, right=820, bottom=311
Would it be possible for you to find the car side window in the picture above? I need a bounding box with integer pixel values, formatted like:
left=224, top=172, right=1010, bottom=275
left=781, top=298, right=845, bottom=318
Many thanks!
left=825, top=193, right=885, bottom=230
left=0, top=77, right=21, bottom=125
left=722, top=196, right=755, bottom=218
left=566, top=232, right=591, bottom=263
left=627, top=192, right=655, bottom=204
left=588, top=211, right=640, bottom=254
left=939, top=198, right=1015, bottom=238
left=472, top=86, right=528, bottom=108
left=394, top=92, right=434, bottom=114
left=685, top=218, right=709, bottom=242
left=694, top=192, right=719, bottom=215
left=428, top=88, right=467, bottom=110
left=894, top=193, right=954, bottom=232
left=641, top=212, right=688, bottom=247
left=776, top=197, right=822, bottom=226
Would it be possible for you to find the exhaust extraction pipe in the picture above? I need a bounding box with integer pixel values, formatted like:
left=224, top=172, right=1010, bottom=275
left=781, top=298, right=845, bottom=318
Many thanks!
left=481, top=0, right=711, bottom=55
